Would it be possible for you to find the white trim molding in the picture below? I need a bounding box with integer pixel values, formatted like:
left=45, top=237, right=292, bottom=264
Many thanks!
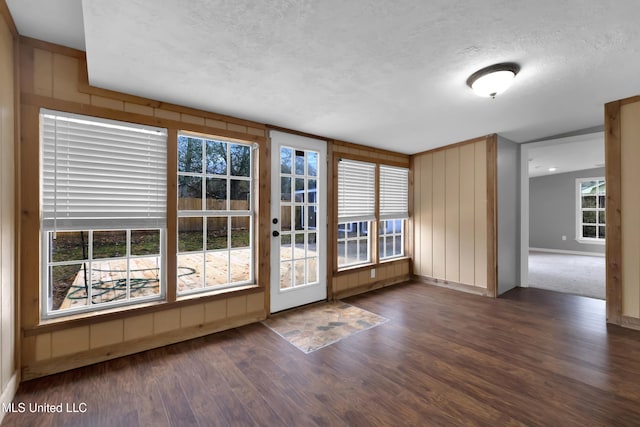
left=0, top=371, right=20, bottom=423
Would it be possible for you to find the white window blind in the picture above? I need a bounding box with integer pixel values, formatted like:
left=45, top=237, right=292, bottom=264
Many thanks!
left=337, top=159, right=376, bottom=222
left=379, top=165, right=409, bottom=220
left=41, top=109, right=167, bottom=231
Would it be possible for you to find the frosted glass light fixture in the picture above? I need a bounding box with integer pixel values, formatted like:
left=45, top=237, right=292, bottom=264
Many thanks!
left=467, top=63, right=520, bottom=98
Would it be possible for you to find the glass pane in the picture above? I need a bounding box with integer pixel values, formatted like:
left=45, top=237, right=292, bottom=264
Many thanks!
left=230, top=180, right=250, bottom=210
left=177, top=253, right=204, bottom=292
left=294, top=150, right=305, bottom=175
left=394, top=236, right=403, bottom=256
left=51, top=263, right=86, bottom=310
left=178, top=176, right=203, bottom=210
left=294, top=178, right=305, bottom=202
left=294, top=206, right=304, bottom=231
left=347, top=222, right=358, bottom=238
left=347, top=241, right=358, bottom=264
left=281, top=177, right=291, bottom=202
left=294, top=233, right=305, bottom=259
left=307, top=258, right=318, bottom=283
left=294, top=260, right=305, bottom=286
left=307, top=206, right=317, bottom=230
left=598, top=195, right=605, bottom=209
left=598, top=181, right=606, bottom=194
left=280, top=261, right=292, bottom=289
left=129, top=256, right=160, bottom=298
left=583, top=226, right=596, bottom=238
left=598, top=211, right=606, bottom=224
left=178, top=217, right=203, bottom=252
left=379, top=237, right=385, bottom=259
left=51, top=231, right=88, bottom=262
left=206, top=140, right=227, bottom=175
left=91, top=259, right=127, bottom=303
left=337, top=225, right=346, bottom=240
left=206, top=178, right=227, bottom=210
left=599, top=226, right=606, bottom=239
left=280, top=147, right=292, bottom=174
left=581, top=181, right=597, bottom=195
left=178, top=136, right=202, bottom=173
left=280, top=234, right=292, bottom=260
left=582, top=211, right=596, bottom=224
left=308, top=151, right=318, bottom=176
left=206, top=217, right=228, bottom=250
left=394, top=219, right=403, bottom=234
left=93, top=230, right=126, bottom=259
left=281, top=206, right=292, bottom=232
left=307, top=232, right=317, bottom=255
left=582, top=196, right=596, bottom=209
left=131, top=230, right=160, bottom=256
left=307, top=179, right=317, bottom=203
left=205, top=251, right=228, bottom=287
left=230, top=249, right=251, bottom=283
left=231, top=216, right=250, bottom=248
left=230, top=144, right=251, bottom=177
left=359, top=239, right=369, bottom=262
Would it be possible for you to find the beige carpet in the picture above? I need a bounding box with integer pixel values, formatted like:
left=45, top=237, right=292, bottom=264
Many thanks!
left=262, top=301, right=388, bottom=353
left=528, top=250, right=605, bottom=300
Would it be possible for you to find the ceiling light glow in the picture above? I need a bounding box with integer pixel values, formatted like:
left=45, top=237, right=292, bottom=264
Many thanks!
left=548, top=167, right=557, bottom=172
left=467, top=63, right=520, bottom=98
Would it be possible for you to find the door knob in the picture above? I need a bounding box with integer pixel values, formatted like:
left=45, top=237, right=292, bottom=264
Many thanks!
left=272, top=230, right=280, bottom=237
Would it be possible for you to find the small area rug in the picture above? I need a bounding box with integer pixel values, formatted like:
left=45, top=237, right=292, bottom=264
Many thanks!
left=262, top=301, right=388, bottom=354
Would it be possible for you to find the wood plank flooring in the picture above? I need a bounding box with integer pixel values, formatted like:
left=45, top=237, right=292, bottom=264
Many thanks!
left=4, top=282, right=640, bottom=426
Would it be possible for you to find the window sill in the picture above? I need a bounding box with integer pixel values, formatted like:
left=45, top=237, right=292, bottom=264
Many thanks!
left=575, top=238, right=605, bottom=246
left=27, top=284, right=263, bottom=336
left=334, top=256, right=410, bottom=276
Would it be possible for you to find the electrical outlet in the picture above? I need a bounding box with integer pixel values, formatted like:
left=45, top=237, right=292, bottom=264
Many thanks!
left=370, top=268, right=376, bottom=279
left=562, top=235, right=567, bottom=241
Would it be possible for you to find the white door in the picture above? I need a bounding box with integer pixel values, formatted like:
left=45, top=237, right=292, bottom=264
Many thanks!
left=270, top=131, right=327, bottom=313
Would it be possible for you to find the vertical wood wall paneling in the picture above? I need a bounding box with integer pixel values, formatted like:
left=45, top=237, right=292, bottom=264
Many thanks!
left=0, top=3, right=18, bottom=411
left=421, top=154, right=434, bottom=277
left=620, top=101, right=640, bottom=318
left=459, top=143, right=475, bottom=285
left=605, top=101, right=622, bottom=324
left=326, top=141, right=335, bottom=299
left=259, top=132, right=271, bottom=310
left=474, top=140, right=488, bottom=288
left=166, top=129, right=178, bottom=303
left=485, top=135, right=498, bottom=297
left=407, top=156, right=415, bottom=274
left=445, top=147, right=460, bottom=282
left=432, top=151, right=446, bottom=279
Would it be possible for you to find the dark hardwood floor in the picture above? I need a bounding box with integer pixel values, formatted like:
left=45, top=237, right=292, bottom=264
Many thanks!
left=4, top=282, right=640, bottom=426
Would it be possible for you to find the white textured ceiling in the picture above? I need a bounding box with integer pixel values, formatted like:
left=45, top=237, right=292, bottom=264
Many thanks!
left=7, top=1, right=640, bottom=154
left=527, top=133, right=604, bottom=178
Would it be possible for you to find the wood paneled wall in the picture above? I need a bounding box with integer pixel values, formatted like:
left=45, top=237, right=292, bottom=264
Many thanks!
left=412, top=136, right=496, bottom=296
left=606, top=95, right=640, bottom=330
left=18, top=38, right=268, bottom=379
left=0, top=2, right=18, bottom=418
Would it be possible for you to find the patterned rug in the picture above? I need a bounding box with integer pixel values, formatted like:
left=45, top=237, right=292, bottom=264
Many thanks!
left=262, top=301, right=388, bottom=353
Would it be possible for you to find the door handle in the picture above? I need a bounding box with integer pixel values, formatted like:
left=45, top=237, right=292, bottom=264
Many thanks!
left=272, top=230, right=280, bottom=237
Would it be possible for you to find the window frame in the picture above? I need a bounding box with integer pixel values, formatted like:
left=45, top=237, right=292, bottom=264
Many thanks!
left=39, top=109, right=168, bottom=319
left=575, top=177, right=606, bottom=245
left=176, top=131, right=255, bottom=296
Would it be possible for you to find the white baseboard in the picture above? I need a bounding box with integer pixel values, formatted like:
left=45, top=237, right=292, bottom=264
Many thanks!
left=0, top=370, right=19, bottom=424
left=529, top=247, right=605, bottom=257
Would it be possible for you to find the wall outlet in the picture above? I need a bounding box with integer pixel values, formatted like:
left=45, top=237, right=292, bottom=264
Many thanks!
left=370, top=268, right=376, bottom=279
left=562, top=235, right=567, bottom=241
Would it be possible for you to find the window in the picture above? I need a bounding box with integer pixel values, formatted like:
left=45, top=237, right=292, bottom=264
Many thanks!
left=337, top=159, right=376, bottom=268
left=41, top=109, right=167, bottom=318
left=577, top=177, right=605, bottom=243
left=379, top=165, right=409, bottom=259
left=177, top=133, right=253, bottom=294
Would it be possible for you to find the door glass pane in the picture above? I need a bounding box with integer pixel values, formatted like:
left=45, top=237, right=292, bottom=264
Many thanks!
left=295, top=178, right=305, bottom=202
left=581, top=181, right=597, bottom=194
left=307, top=258, right=318, bottom=283
left=294, top=233, right=305, bottom=259
left=582, top=211, right=596, bottom=224
left=598, top=211, right=606, bottom=224
left=280, top=147, right=292, bottom=174
left=599, top=226, right=606, bottom=238
left=582, top=196, right=596, bottom=208
left=280, top=234, right=292, bottom=260
left=281, top=177, right=291, bottom=202
left=308, top=152, right=318, bottom=176
left=281, top=206, right=292, bottom=231
left=294, top=260, right=305, bottom=286
left=295, top=150, right=305, bottom=175
left=280, top=261, right=292, bottom=289
left=582, top=225, right=596, bottom=238
left=598, top=195, right=605, bottom=209
left=307, top=232, right=317, bottom=255
left=294, top=206, right=304, bottom=230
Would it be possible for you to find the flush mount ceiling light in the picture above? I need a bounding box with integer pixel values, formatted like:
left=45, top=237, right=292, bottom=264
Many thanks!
left=466, top=62, right=520, bottom=98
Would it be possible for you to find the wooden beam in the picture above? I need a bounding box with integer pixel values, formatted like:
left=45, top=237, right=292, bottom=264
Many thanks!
left=485, top=134, right=498, bottom=297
